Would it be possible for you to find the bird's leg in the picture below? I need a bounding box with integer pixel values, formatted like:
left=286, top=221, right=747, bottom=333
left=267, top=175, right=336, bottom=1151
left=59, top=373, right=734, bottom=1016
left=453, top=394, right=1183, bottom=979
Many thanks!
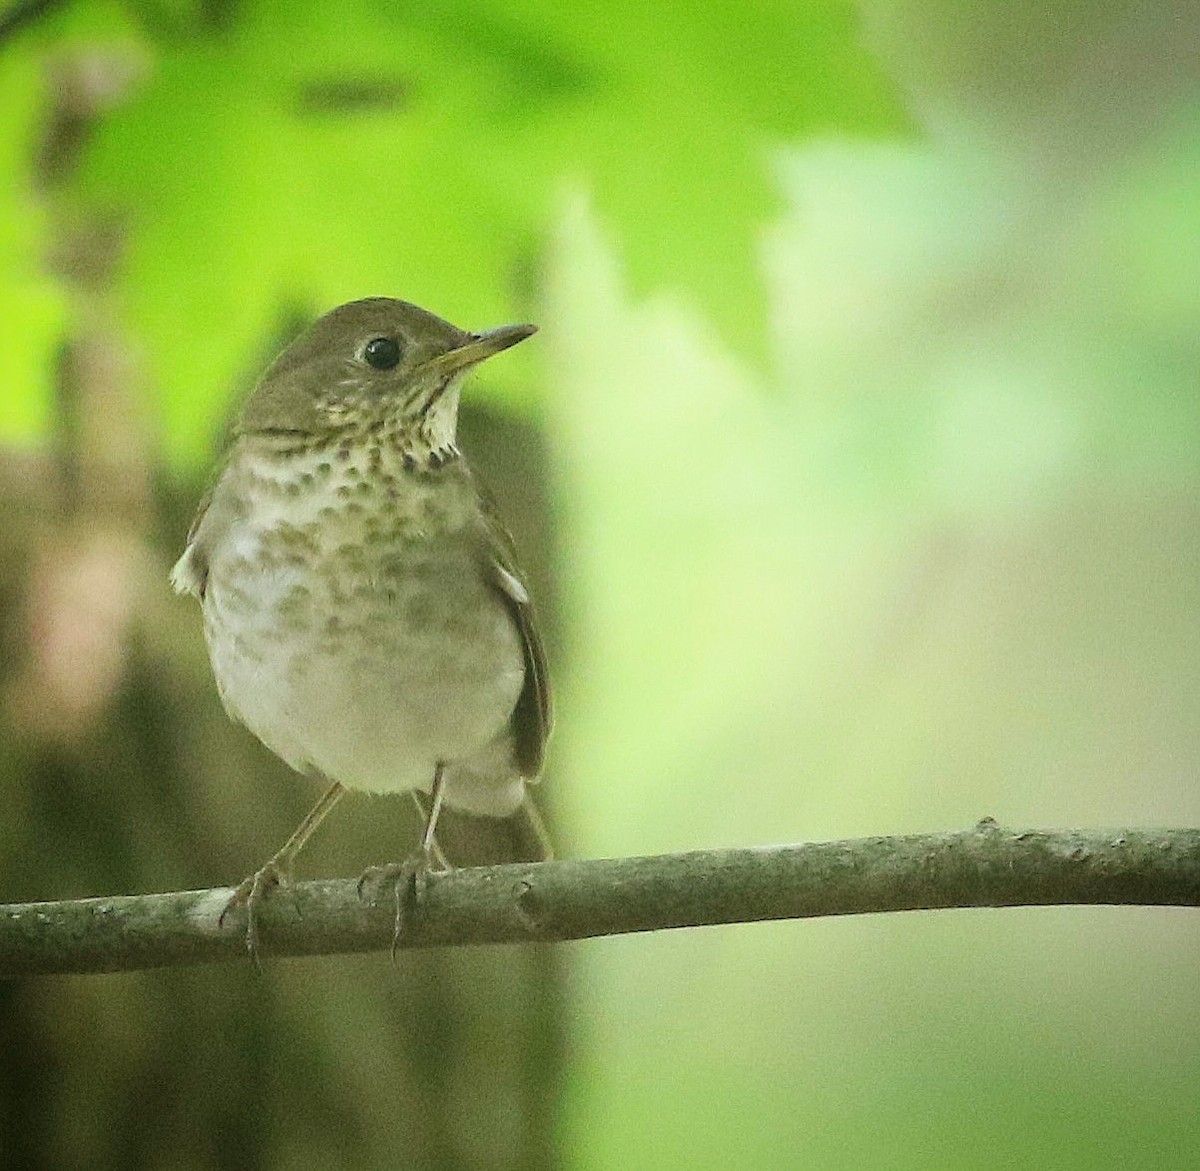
left=357, top=761, right=449, bottom=958
left=408, top=789, right=450, bottom=871
left=220, top=780, right=347, bottom=966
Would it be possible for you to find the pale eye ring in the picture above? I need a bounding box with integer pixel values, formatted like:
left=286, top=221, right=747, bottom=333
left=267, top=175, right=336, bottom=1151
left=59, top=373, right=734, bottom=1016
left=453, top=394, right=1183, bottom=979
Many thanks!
left=363, top=336, right=402, bottom=370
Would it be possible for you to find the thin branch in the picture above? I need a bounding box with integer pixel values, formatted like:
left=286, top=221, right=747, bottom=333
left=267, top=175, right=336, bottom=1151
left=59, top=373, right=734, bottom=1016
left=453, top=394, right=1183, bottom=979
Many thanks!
left=3, top=823, right=1198, bottom=977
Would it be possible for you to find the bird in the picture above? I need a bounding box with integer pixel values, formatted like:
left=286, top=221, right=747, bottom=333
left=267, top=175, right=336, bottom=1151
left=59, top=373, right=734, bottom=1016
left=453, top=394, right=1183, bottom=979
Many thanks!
left=171, top=297, right=552, bottom=958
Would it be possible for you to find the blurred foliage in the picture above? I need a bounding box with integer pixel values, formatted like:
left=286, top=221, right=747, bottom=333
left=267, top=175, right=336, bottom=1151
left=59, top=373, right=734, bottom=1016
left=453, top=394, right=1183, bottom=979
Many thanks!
left=2, top=1, right=1199, bottom=1170
left=544, top=6, right=1200, bottom=1168
left=0, top=0, right=906, bottom=465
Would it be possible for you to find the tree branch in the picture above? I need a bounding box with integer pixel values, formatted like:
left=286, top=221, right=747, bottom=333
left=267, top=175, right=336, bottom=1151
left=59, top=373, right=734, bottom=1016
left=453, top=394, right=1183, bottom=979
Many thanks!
left=3, top=823, right=1198, bottom=977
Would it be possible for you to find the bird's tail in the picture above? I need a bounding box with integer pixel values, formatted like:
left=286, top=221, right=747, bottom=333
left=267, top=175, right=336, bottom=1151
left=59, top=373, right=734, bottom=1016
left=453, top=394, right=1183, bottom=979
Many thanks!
left=417, top=792, right=553, bottom=868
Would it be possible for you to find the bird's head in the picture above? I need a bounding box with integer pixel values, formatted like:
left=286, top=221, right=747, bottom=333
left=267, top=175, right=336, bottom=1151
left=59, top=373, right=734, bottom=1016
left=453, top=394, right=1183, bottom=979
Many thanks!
left=238, top=298, right=536, bottom=447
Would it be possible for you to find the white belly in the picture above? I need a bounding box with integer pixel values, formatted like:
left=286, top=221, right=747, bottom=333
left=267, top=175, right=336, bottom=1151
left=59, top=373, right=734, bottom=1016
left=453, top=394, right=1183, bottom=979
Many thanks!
left=201, top=460, right=526, bottom=807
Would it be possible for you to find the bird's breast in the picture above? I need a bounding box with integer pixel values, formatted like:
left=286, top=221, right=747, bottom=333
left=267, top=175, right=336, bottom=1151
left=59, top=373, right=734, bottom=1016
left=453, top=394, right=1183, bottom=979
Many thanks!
left=199, top=444, right=524, bottom=793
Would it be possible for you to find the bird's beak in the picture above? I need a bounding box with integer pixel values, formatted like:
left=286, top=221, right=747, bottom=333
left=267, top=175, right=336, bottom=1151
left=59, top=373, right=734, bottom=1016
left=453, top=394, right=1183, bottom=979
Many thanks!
left=424, top=323, right=537, bottom=377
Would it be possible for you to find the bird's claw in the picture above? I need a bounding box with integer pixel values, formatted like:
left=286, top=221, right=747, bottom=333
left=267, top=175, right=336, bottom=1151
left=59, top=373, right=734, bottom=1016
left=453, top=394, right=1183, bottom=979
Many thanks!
left=357, top=845, right=440, bottom=960
left=219, top=860, right=291, bottom=969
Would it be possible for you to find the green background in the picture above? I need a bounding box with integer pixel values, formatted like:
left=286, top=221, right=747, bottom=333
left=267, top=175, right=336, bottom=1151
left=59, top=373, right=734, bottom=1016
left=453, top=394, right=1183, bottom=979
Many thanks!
left=1, top=2, right=1197, bottom=1168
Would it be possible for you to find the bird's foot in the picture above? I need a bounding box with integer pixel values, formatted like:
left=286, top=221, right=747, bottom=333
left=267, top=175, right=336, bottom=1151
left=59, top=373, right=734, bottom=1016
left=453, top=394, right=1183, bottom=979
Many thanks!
left=219, top=859, right=292, bottom=969
left=357, top=844, right=442, bottom=960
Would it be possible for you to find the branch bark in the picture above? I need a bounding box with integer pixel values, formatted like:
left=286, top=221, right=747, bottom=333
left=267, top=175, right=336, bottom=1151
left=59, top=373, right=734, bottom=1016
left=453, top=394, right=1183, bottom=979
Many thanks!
left=3, top=822, right=1198, bottom=977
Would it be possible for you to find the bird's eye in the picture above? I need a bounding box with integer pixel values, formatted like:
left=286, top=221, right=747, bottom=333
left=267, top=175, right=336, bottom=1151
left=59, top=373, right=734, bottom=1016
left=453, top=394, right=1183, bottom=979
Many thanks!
left=363, top=336, right=402, bottom=370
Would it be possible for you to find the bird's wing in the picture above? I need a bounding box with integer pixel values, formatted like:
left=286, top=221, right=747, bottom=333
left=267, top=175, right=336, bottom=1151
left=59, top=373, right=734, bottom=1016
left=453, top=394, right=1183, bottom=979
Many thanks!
left=169, top=452, right=243, bottom=601
left=169, top=487, right=213, bottom=599
left=476, top=486, right=553, bottom=778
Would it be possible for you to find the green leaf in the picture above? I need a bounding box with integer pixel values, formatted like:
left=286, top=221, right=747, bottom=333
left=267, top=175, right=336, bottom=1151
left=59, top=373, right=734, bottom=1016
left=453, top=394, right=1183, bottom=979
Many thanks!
left=0, top=0, right=909, bottom=465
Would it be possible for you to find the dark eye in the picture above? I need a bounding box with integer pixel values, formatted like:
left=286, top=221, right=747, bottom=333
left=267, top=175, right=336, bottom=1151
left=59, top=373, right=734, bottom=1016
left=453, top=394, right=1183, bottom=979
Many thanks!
left=363, top=336, right=402, bottom=370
